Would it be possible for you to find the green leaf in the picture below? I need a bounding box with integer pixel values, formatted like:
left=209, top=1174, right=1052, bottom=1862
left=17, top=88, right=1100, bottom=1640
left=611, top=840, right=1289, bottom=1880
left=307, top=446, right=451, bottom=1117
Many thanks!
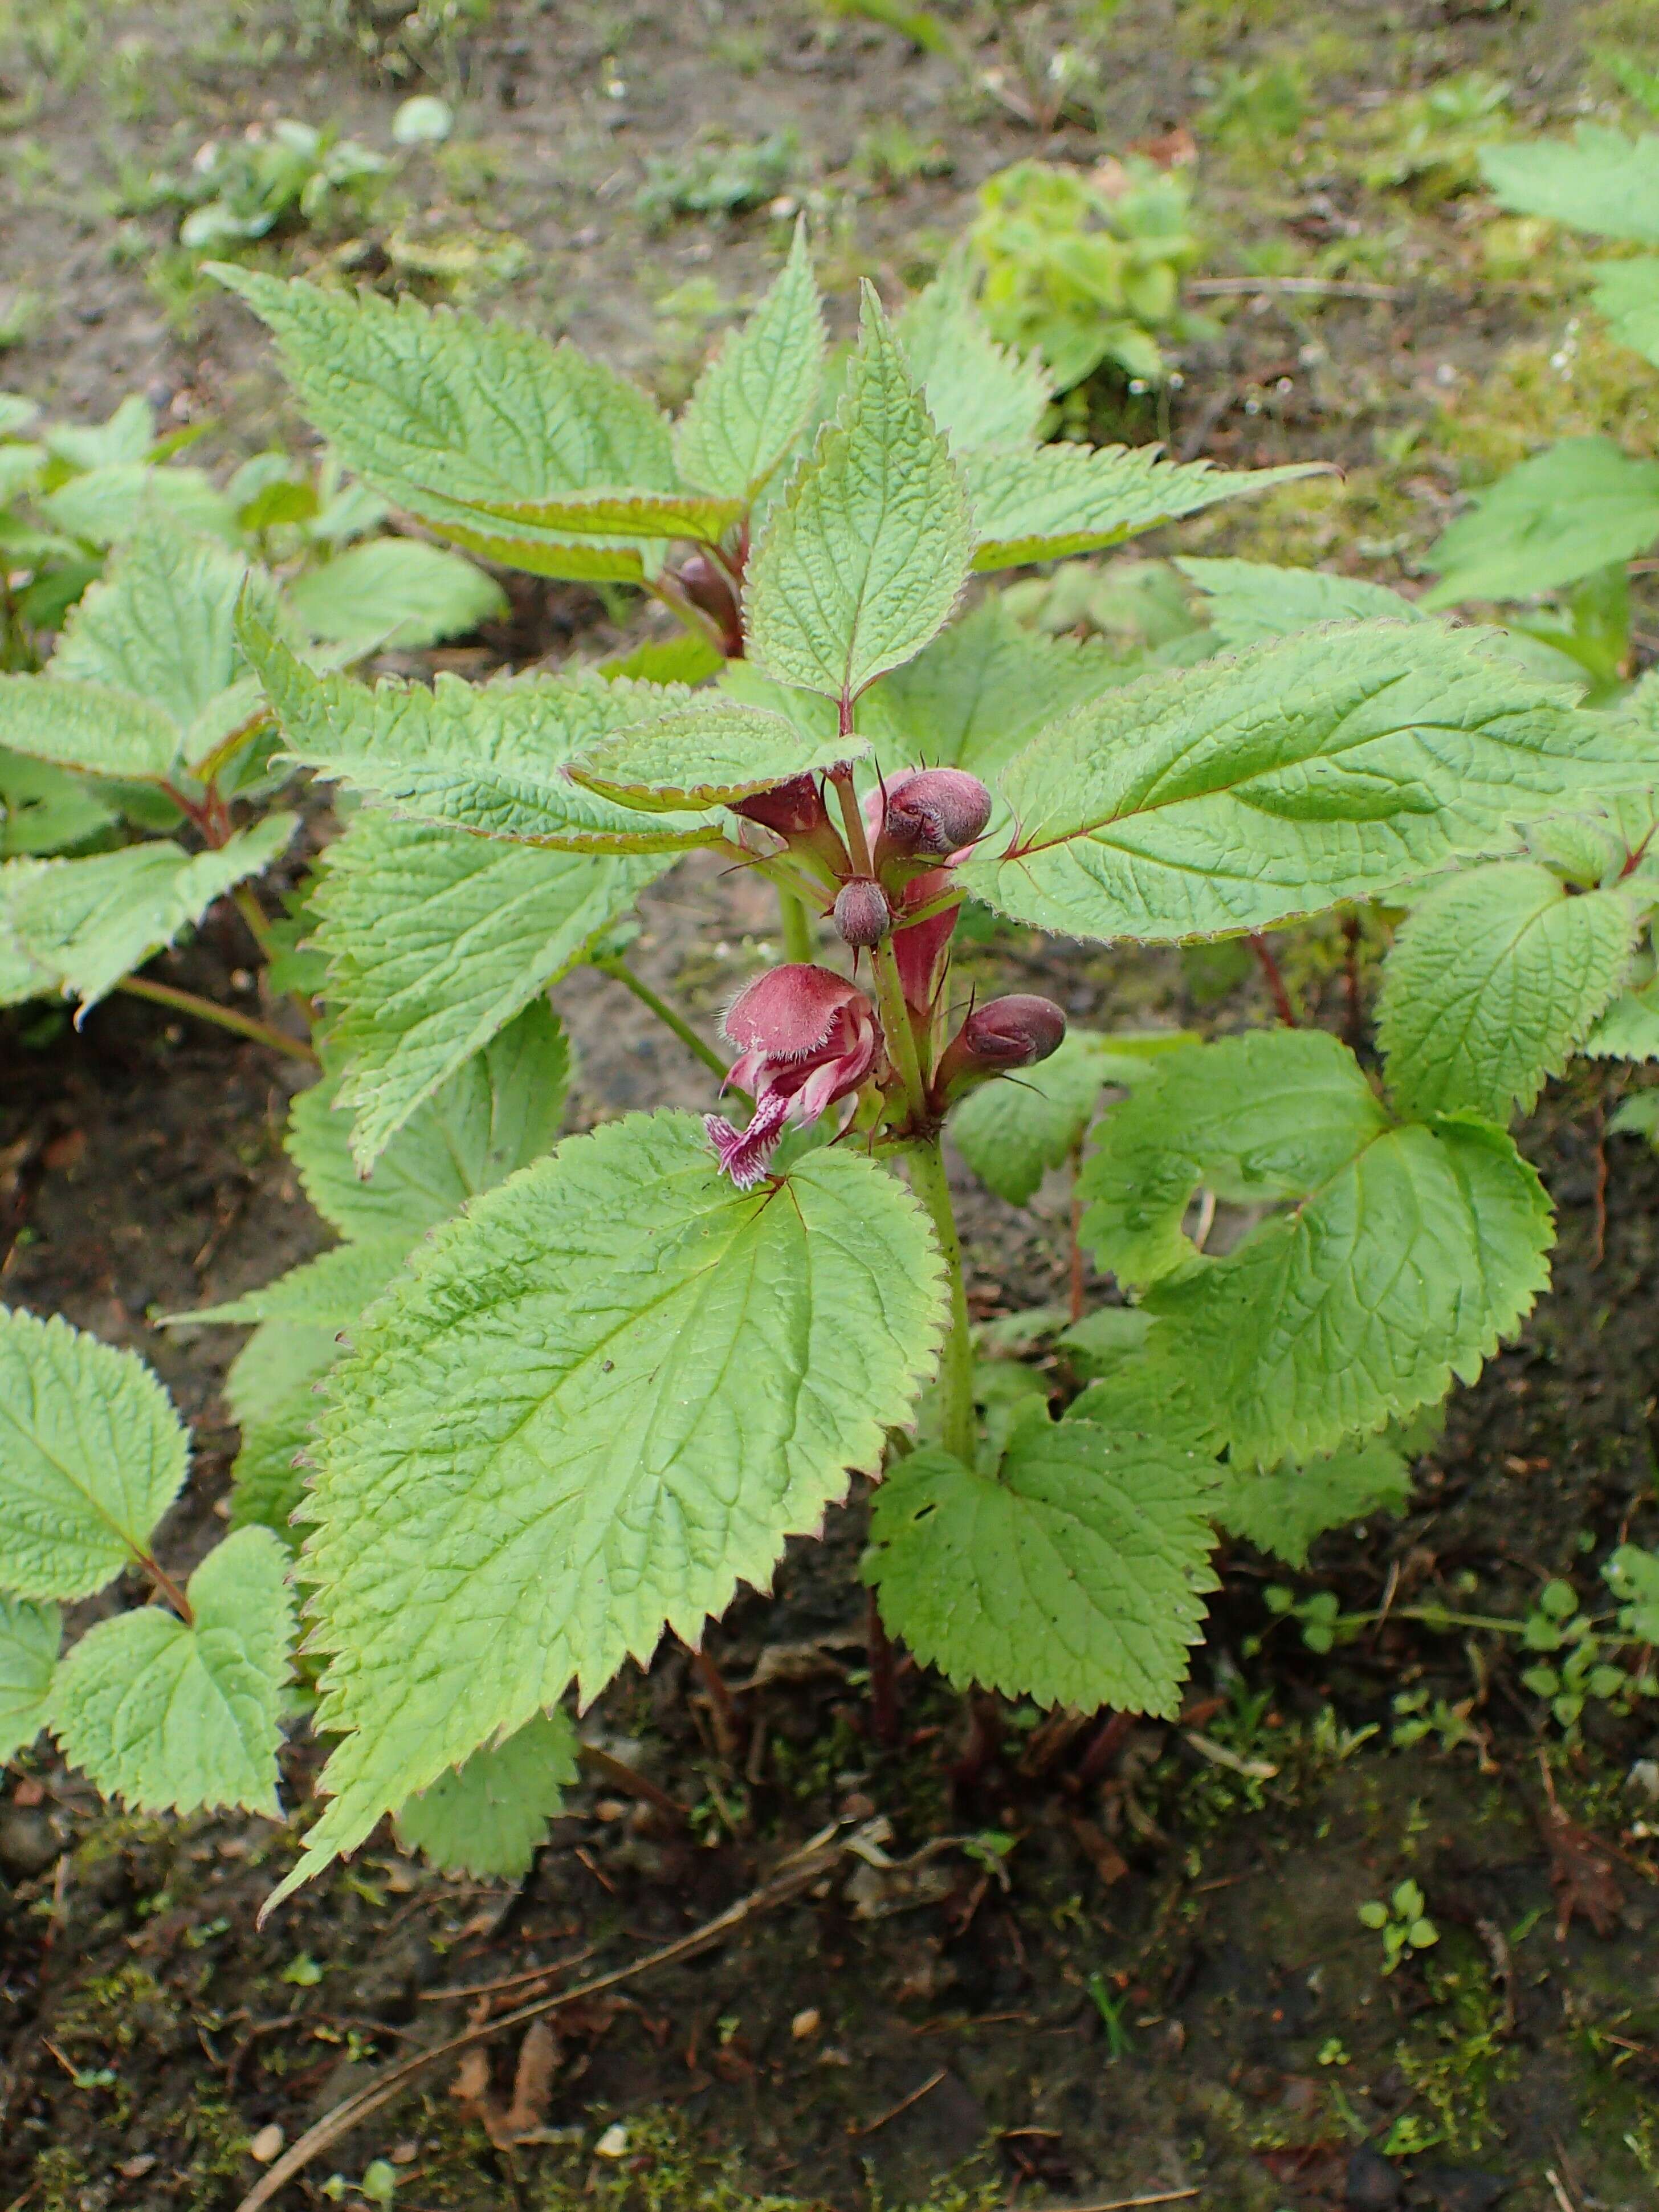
left=270, top=1113, right=944, bottom=1903
left=50, top=1526, right=295, bottom=1817
left=1480, top=128, right=1659, bottom=245
left=393, top=1710, right=580, bottom=1878
left=863, top=1415, right=1218, bottom=1715
left=1145, top=1106, right=1552, bottom=1465
left=0, top=676, right=181, bottom=784
left=468, top=487, right=745, bottom=543
left=289, top=1001, right=571, bottom=1243
left=1175, top=557, right=1422, bottom=648
left=569, top=698, right=865, bottom=812
left=1585, top=976, right=1659, bottom=1060
left=0, top=749, right=120, bottom=857
left=284, top=539, right=508, bottom=656
left=40, top=463, right=236, bottom=550
left=951, top=1029, right=1179, bottom=1207
left=0, top=1307, right=188, bottom=1601
left=675, top=222, right=826, bottom=498
left=1081, top=1030, right=1388, bottom=1289
left=0, top=1596, right=60, bottom=1765
left=896, top=257, right=1051, bottom=454
left=960, top=622, right=1644, bottom=944
left=52, top=519, right=271, bottom=740
left=309, top=810, right=665, bottom=1170
left=858, top=596, right=1123, bottom=792
left=746, top=287, right=972, bottom=702
left=1605, top=1543, right=1659, bottom=1643
left=1422, top=439, right=1659, bottom=608
left=0, top=814, right=296, bottom=1008
left=1377, top=861, right=1638, bottom=1121
left=249, top=622, right=720, bottom=855
left=964, top=445, right=1321, bottom=572
left=1589, top=258, right=1659, bottom=369
left=179, top=1239, right=414, bottom=1330
left=214, top=269, right=675, bottom=582
left=1216, top=1436, right=1412, bottom=1567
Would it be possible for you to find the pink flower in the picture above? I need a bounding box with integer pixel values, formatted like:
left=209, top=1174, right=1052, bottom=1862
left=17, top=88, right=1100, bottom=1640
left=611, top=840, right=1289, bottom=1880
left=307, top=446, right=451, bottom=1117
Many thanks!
left=706, top=965, right=881, bottom=1188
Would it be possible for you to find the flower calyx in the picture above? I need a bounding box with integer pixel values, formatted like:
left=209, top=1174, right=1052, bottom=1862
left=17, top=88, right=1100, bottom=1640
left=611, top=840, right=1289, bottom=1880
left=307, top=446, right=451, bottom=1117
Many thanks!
left=933, top=994, right=1066, bottom=1106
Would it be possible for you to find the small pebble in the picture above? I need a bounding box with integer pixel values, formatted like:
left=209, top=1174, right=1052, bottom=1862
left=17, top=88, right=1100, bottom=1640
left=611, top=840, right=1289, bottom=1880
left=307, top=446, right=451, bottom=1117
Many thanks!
left=790, top=2008, right=821, bottom=2041
left=249, top=2124, right=284, bottom=2164
left=594, top=2124, right=629, bottom=2158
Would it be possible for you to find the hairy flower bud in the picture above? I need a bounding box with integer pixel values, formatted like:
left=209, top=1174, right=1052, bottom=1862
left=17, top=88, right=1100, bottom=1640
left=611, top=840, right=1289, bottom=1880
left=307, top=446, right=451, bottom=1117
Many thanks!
left=875, top=768, right=993, bottom=862
left=832, top=877, right=892, bottom=948
left=934, top=994, right=1066, bottom=1103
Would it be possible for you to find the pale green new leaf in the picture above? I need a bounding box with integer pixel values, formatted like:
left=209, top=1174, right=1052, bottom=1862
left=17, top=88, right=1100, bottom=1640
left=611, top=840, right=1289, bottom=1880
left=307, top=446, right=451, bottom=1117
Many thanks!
left=951, top=1029, right=1182, bottom=1207
left=284, top=538, right=508, bottom=656
left=569, top=699, right=865, bottom=812
left=289, top=1001, right=571, bottom=1243
left=964, top=444, right=1320, bottom=571
left=271, top=1113, right=945, bottom=1902
left=675, top=222, right=826, bottom=498
left=1590, top=258, right=1659, bottom=369
left=470, top=487, right=745, bottom=542
left=0, top=814, right=296, bottom=1007
left=1175, top=557, right=1422, bottom=648
left=40, top=463, right=237, bottom=550
left=1, top=751, right=119, bottom=858
left=1605, top=1544, right=1659, bottom=1644
left=52, top=519, right=271, bottom=737
left=0, top=1596, right=60, bottom=1765
left=250, top=623, right=719, bottom=854
left=746, top=288, right=972, bottom=702
left=896, top=257, right=1051, bottom=455
left=0, top=677, right=181, bottom=784
left=1377, top=861, right=1638, bottom=1121
left=394, top=1710, right=580, bottom=1878
left=960, top=622, right=1644, bottom=944
left=1147, top=1112, right=1552, bottom=1465
left=0, top=1307, right=187, bottom=1601
left=858, top=596, right=1123, bottom=792
left=1584, top=976, right=1659, bottom=1060
left=1480, top=128, right=1659, bottom=245
left=50, top=1526, right=295, bottom=1816
left=864, top=1416, right=1217, bottom=1714
left=1216, top=1437, right=1412, bottom=1567
left=1080, top=1030, right=1388, bottom=1289
left=1422, top=439, right=1659, bottom=608
left=310, top=810, right=665, bottom=1169
left=215, top=269, right=675, bottom=581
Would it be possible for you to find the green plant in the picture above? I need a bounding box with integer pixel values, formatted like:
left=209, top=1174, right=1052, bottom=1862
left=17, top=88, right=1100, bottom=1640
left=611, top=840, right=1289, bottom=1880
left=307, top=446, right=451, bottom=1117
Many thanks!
left=1358, top=1879, right=1440, bottom=1974
left=174, top=119, right=390, bottom=252
left=1425, top=124, right=1659, bottom=618
left=965, top=158, right=1203, bottom=390
left=4, top=230, right=1656, bottom=1909
left=636, top=133, right=799, bottom=228
left=1360, top=72, right=1510, bottom=197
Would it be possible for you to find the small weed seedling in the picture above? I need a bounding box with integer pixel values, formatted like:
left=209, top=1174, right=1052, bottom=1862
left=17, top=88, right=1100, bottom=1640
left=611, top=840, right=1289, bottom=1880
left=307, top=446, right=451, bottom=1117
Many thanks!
left=1359, top=1880, right=1440, bottom=1975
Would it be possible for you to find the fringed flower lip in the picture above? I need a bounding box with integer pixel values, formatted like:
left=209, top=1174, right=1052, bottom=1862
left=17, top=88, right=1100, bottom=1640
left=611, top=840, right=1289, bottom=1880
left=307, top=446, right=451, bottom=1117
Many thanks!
left=706, top=965, right=882, bottom=1187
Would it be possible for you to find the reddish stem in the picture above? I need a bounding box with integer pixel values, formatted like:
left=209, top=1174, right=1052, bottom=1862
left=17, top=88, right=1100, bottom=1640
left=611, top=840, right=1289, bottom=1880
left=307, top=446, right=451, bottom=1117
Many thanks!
left=136, top=1553, right=193, bottom=1626
left=1249, top=934, right=1298, bottom=1026
left=1071, top=1708, right=1133, bottom=1793
left=689, top=1645, right=744, bottom=1762
left=866, top=1588, right=899, bottom=1749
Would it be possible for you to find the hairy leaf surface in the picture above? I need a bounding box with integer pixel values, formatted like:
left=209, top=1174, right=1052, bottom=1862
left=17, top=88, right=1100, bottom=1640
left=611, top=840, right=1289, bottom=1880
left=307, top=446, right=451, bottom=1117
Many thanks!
left=1377, top=861, right=1637, bottom=1121
left=1422, top=439, right=1659, bottom=607
left=0, top=1307, right=187, bottom=1600
left=251, top=625, right=719, bottom=853
left=274, top=1115, right=944, bottom=1901
left=675, top=223, right=826, bottom=498
left=747, top=290, right=972, bottom=700
left=310, top=812, right=664, bottom=1169
left=896, top=260, right=1051, bottom=454
left=284, top=539, right=508, bottom=656
left=1216, top=1437, right=1412, bottom=1567
left=569, top=699, right=863, bottom=810
left=864, top=1418, right=1217, bottom=1714
left=964, top=445, right=1319, bottom=571
left=952, top=1029, right=1184, bottom=1207
left=1175, top=557, right=1421, bottom=649
left=960, top=623, right=1642, bottom=943
left=0, top=1597, right=60, bottom=1765
left=215, top=269, right=675, bottom=580
left=394, top=1710, right=580, bottom=1878
left=51, top=1527, right=294, bottom=1816
left=0, top=677, right=181, bottom=784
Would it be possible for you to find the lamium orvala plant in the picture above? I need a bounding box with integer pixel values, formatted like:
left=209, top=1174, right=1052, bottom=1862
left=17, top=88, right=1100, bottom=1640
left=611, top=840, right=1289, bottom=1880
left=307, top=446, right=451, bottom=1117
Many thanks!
left=5, top=233, right=1659, bottom=1910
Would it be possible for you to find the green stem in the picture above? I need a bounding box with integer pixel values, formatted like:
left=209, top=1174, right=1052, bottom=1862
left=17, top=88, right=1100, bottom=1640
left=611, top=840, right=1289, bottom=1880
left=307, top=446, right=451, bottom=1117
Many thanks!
left=647, top=574, right=726, bottom=652
left=231, top=883, right=279, bottom=963
left=871, top=936, right=928, bottom=1121
left=778, top=890, right=816, bottom=965
left=117, top=975, right=318, bottom=1064
left=906, top=1137, right=976, bottom=1466
left=596, top=958, right=734, bottom=1088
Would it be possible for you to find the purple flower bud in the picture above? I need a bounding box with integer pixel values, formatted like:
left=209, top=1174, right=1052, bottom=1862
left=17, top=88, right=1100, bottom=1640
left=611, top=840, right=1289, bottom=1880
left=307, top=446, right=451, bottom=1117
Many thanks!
left=832, top=878, right=892, bottom=948
left=934, top=994, right=1066, bottom=1103
left=731, top=773, right=830, bottom=838
left=875, top=768, right=993, bottom=861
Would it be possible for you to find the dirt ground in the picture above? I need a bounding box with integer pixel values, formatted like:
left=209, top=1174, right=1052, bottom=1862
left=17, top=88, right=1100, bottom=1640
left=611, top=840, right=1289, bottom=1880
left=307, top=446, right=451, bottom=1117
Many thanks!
left=4, top=1, right=1659, bottom=2207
